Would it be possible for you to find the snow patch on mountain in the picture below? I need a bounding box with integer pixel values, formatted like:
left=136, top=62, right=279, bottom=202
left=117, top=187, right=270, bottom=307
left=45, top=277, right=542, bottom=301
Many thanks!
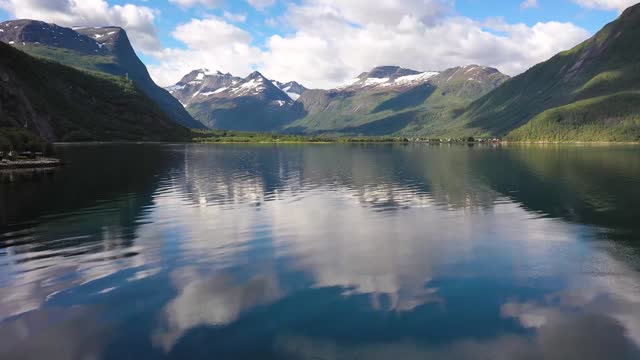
left=391, top=72, right=440, bottom=85
left=339, top=69, right=441, bottom=90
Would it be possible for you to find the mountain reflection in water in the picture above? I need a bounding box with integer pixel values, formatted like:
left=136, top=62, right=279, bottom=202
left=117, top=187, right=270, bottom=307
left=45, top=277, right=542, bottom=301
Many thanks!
left=0, top=143, right=639, bottom=360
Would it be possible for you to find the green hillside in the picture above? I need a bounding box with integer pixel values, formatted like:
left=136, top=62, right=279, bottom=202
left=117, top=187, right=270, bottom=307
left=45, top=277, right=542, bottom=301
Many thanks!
left=289, top=66, right=509, bottom=136
left=0, top=42, right=190, bottom=142
left=0, top=20, right=204, bottom=129
left=454, top=3, right=640, bottom=141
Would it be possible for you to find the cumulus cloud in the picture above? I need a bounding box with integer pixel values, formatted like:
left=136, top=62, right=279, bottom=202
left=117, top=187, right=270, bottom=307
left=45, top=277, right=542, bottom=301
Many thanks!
left=0, top=0, right=161, bottom=53
left=257, top=0, right=590, bottom=88
left=521, top=0, right=539, bottom=8
left=147, top=17, right=261, bottom=87
left=148, top=0, right=591, bottom=88
left=572, top=0, right=639, bottom=12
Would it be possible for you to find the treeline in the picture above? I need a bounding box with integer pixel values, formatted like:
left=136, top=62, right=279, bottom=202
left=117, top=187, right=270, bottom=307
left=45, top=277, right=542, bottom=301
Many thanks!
left=0, top=128, right=52, bottom=154
left=192, top=130, right=495, bottom=144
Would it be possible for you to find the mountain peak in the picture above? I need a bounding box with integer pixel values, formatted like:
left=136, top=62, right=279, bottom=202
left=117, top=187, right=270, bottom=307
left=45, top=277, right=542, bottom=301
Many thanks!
left=247, top=70, right=268, bottom=80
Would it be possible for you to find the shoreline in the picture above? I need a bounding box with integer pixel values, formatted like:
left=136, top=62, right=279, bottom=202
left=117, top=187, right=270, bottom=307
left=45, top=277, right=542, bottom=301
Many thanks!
left=0, top=157, right=63, bottom=170
left=49, top=139, right=640, bottom=146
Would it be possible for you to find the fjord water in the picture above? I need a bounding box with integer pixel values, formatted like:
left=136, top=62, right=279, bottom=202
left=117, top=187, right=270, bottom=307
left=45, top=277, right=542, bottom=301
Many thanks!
left=1, top=144, right=640, bottom=359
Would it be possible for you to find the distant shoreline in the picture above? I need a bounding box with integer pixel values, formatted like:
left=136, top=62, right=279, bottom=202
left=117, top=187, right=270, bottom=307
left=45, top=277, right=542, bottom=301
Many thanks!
left=50, top=140, right=640, bottom=145
left=0, top=157, right=63, bottom=170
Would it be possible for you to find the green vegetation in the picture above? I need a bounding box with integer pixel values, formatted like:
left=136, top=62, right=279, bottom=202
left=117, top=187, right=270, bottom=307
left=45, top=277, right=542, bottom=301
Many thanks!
left=449, top=4, right=640, bottom=141
left=192, top=129, right=331, bottom=143
left=288, top=68, right=509, bottom=137
left=19, top=44, right=117, bottom=74
left=192, top=130, right=483, bottom=144
left=0, top=128, right=51, bottom=154
left=0, top=42, right=190, bottom=142
left=506, top=92, right=640, bottom=142
left=13, top=34, right=203, bottom=129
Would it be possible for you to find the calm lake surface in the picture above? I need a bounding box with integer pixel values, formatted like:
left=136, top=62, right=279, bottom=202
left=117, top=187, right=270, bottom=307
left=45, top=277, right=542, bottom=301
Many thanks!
left=1, top=143, right=640, bottom=359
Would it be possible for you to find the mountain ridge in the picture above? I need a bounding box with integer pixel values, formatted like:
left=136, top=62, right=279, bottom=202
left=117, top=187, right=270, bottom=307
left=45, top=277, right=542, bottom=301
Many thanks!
left=0, top=19, right=205, bottom=129
left=448, top=3, right=640, bottom=141
left=0, top=41, right=189, bottom=142
left=286, top=64, right=509, bottom=135
left=167, top=64, right=509, bottom=135
left=167, top=69, right=303, bottom=131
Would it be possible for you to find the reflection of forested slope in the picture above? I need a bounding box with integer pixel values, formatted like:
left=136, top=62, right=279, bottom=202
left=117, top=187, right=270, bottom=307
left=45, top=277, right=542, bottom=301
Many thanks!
left=470, top=145, right=640, bottom=236
left=0, top=144, right=181, bottom=252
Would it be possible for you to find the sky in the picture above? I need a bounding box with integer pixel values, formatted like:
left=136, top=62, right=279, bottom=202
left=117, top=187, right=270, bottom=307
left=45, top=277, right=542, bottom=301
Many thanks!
left=0, top=0, right=637, bottom=89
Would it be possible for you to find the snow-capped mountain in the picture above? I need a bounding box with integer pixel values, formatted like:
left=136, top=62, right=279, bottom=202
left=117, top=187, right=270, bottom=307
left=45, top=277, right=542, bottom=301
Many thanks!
left=165, top=64, right=508, bottom=133
left=166, top=70, right=303, bottom=130
left=167, top=69, right=242, bottom=106
left=167, top=69, right=300, bottom=107
left=335, top=65, right=504, bottom=91
left=289, top=64, right=510, bottom=135
left=338, top=66, right=440, bottom=90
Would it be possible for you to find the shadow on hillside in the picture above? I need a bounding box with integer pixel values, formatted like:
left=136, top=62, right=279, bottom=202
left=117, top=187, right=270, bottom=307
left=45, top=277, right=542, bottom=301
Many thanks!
left=341, top=110, right=423, bottom=135
left=372, top=84, right=435, bottom=113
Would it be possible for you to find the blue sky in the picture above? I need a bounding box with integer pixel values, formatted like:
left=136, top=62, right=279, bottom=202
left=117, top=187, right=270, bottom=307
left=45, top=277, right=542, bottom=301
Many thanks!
left=0, top=0, right=635, bottom=88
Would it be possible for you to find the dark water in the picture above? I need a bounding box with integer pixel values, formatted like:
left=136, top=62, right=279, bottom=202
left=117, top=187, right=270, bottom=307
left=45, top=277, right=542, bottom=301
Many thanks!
left=1, top=143, right=640, bottom=360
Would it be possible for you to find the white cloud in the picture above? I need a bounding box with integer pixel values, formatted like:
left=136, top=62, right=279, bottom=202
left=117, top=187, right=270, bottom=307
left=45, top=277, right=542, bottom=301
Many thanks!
left=0, top=0, right=161, bottom=53
left=145, top=0, right=592, bottom=89
left=572, top=0, right=639, bottom=12
left=247, top=0, right=276, bottom=10
left=148, top=17, right=261, bottom=86
left=0, top=0, right=596, bottom=89
left=169, top=0, right=221, bottom=8
left=257, top=1, right=590, bottom=88
left=521, top=0, right=539, bottom=8
left=304, top=0, right=454, bottom=26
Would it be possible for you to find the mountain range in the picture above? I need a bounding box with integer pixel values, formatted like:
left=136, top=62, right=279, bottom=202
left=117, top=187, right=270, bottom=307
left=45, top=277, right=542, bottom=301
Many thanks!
left=2, top=2, right=640, bottom=142
left=166, top=68, right=308, bottom=131
left=166, top=64, right=509, bottom=135
left=288, top=64, right=509, bottom=135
